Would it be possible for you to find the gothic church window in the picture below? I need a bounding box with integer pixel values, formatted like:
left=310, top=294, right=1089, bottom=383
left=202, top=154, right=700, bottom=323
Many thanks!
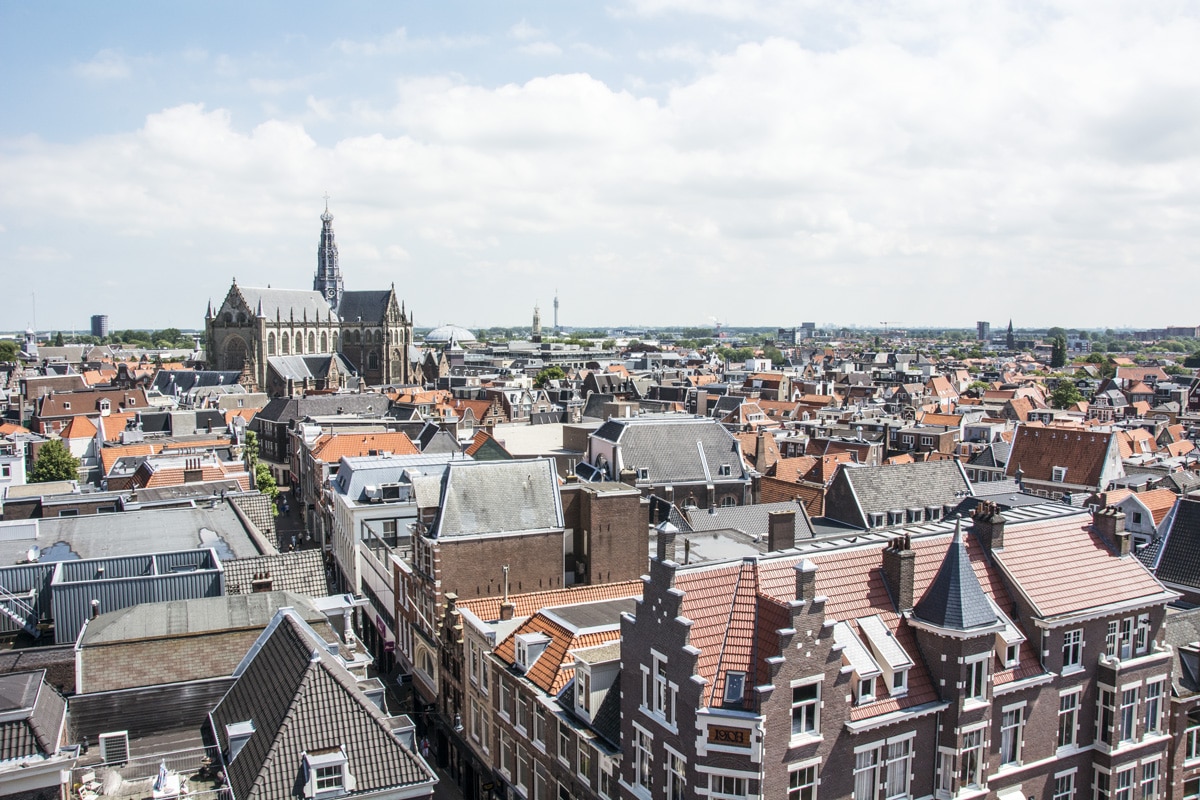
left=267, top=333, right=276, bottom=356
left=321, top=332, right=328, bottom=352
left=281, top=334, right=290, bottom=355
left=308, top=332, right=315, bottom=353
left=295, top=333, right=303, bottom=354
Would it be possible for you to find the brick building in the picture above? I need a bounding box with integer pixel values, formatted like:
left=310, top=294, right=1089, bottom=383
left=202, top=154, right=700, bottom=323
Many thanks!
left=616, top=502, right=1175, bottom=800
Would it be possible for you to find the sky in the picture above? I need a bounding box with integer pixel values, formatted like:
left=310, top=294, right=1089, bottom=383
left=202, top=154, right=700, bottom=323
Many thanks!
left=3, top=1, right=1200, bottom=332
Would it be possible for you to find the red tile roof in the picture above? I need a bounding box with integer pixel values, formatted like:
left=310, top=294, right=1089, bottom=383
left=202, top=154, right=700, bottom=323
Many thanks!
left=1133, top=488, right=1179, bottom=525
left=309, top=432, right=419, bottom=462
left=457, top=580, right=643, bottom=623
left=1006, top=426, right=1115, bottom=486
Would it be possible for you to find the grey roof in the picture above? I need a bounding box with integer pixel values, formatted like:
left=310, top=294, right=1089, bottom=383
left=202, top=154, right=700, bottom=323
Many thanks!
left=1149, top=497, right=1200, bottom=588
left=210, top=612, right=435, bottom=800
left=840, top=460, right=972, bottom=518
left=336, top=290, right=393, bottom=323
left=4, top=502, right=262, bottom=565
left=1163, top=608, right=1200, bottom=694
left=152, top=370, right=242, bottom=395
left=431, top=459, right=563, bottom=538
left=590, top=673, right=622, bottom=746
left=80, top=591, right=326, bottom=646
left=254, top=393, right=387, bottom=425
left=914, top=524, right=998, bottom=631
left=236, top=287, right=337, bottom=322
left=267, top=353, right=356, bottom=381
left=223, top=551, right=330, bottom=597
left=684, top=500, right=815, bottom=541
left=0, top=670, right=64, bottom=762
left=333, top=453, right=468, bottom=503
left=586, top=416, right=749, bottom=485
left=968, top=442, right=1011, bottom=468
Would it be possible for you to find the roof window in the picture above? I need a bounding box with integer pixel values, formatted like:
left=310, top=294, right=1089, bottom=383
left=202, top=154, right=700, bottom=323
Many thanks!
left=303, top=747, right=353, bottom=798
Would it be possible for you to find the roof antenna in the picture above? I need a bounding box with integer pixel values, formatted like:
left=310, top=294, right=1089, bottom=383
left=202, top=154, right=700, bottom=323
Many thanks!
left=502, top=564, right=510, bottom=603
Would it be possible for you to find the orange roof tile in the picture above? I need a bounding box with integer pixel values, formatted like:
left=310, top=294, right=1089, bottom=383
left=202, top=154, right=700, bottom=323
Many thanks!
left=494, top=614, right=624, bottom=695
left=310, top=432, right=419, bottom=462
left=458, top=580, right=643, bottom=622
left=1167, top=440, right=1196, bottom=458
left=1133, top=488, right=1178, bottom=525
left=99, top=443, right=161, bottom=474
left=0, top=422, right=31, bottom=436
left=60, top=416, right=97, bottom=439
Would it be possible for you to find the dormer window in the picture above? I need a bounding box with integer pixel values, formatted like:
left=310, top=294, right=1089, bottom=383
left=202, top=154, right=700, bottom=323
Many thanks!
left=63, top=402, right=71, bottom=410
left=303, top=748, right=353, bottom=798
left=1052, top=466, right=1067, bottom=482
left=637, top=468, right=649, bottom=480
left=891, top=669, right=908, bottom=694
left=514, top=632, right=552, bottom=673
left=723, top=671, right=746, bottom=705
left=718, top=463, right=732, bottom=476
left=857, top=677, right=876, bottom=704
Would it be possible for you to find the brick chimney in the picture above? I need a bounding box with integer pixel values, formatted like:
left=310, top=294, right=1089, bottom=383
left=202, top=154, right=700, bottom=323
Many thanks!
left=656, top=520, right=678, bottom=563
left=1094, top=507, right=1131, bottom=557
left=882, top=534, right=916, bottom=612
left=767, top=510, right=796, bottom=552
left=972, top=501, right=1007, bottom=551
left=795, top=559, right=818, bottom=603
left=499, top=565, right=515, bottom=620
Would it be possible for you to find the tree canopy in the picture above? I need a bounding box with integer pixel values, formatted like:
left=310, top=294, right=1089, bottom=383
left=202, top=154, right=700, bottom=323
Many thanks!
left=0, top=340, right=18, bottom=362
left=534, top=366, right=567, bottom=388
left=1050, top=381, right=1084, bottom=409
left=29, top=440, right=80, bottom=483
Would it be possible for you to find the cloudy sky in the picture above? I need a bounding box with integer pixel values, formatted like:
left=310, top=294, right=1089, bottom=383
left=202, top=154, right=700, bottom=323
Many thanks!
left=3, top=1, right=1199, bottom=332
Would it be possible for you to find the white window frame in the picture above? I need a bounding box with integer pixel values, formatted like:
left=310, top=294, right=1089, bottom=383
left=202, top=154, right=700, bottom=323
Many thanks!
left=1000, top=704, right=1025, bottom=766
left=1144, top=679, right=1164, bottom=735
left=1063, top=629, right=1084, bottom=672
left=788, top=760, right=820, bottom=800
left=633, top=726, right=653, bottom=793
left=1141, top=759, right=1160, bottom=800
left=1054, top=769, right=1077, bottom=800
left=791, top=677, right=821, bottom=741
left=958, top=726, right=986, bottom=791
left=664, top=747, right=686, bottom=800
left=964, top=655, right=988, bottom=705
left=1058, top=689, right=1081, bottom=751
left=1119, top=686, right=1139, bottom=743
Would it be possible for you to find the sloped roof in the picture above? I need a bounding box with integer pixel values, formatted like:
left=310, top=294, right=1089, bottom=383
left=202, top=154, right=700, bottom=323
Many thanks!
left=211, top=612, right=434, bottom=800
left=234, top=287, right=336, bottom=322
left=1130, top=488, right=1178, bottom=526
left=1150, top=498, right=1200, bottom=589
left=1006, top=426, right=1115, bottom=487
left=223, top=550, right=330, bottom=597
left=587, top=417, right=748, bottom=484
left=431, top=459, right=563, bottom=538
left=267, top=354, right=355, bottom=382
left=685, top=500, right=815, bottom=541
left=458, top=580, right=643, bottom=623
left=337, top=290, right=393, bottom=323
left=60, top=415, right=97, bottom=439
left=838, top=460, right=971, bottom=518
left=0, top=670, right=64, bottom=762
left=310, top=432, right=419, bottom=462
left=913, top=524, right=998, bottom=630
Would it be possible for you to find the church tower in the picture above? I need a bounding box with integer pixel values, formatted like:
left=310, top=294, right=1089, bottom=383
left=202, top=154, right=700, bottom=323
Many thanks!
left=532, top=304, right=542, bottom=344
left=313, top=198, right=343, bottom=309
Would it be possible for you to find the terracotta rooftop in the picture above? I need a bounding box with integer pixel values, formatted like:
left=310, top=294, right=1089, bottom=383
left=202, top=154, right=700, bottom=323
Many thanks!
left=309, top=431, right=419, bottom=462
left=458, top=580, right=643, bottom=623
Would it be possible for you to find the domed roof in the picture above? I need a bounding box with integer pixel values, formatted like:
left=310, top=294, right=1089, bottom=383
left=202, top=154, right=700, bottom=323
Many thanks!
left=424, top=324, right=477, bottom=344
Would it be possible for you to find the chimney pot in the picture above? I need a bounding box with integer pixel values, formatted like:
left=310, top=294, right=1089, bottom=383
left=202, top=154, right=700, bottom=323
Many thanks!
left=882, top=534, right=916, bottom=612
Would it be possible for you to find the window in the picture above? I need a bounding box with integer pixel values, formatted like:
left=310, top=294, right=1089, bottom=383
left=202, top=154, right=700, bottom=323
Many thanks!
left=1141, top=761, right=1159, bottom=800
left=516, top=698, right=528, bottom=732
left=1145, top=680, right=1164, bottom=735
left=1052, top=466, right=1068, bottom=482
left=854, top=747, right=881, bottom=800
left=652, top=655, right=674, bottom=723
left=532, top=705, right=546, bottom=745
left=1119, top=687, right=1139, bottom=742
left=937, top=751, right=954, bottom=796
left=1186, top=711, right=1200, bottom=762
left=966, top=658, right=987, bottom=702
left=1120, top=618, right=1134, bottom=659
left=710, top=776, right=748, bottom=799
left=1136, top=615, right=1151, bottom=655
left=724, top=671, right=745, bottom=704
left=1000, top=707, right=1024, bottom=766
left=885, top=738, right=912, bottom=799
left=558, top=726, right=572, bottom=766
left=634, top=729, right=652, bottom=792
left=1054, top=771, right=1076, bottom=800
left=578, top=745, right=592, bottom=786
left=858, top=677, right=876, bottom=704
left=959, top=729, right=984, bottom=790
left=665, top=752, right=686, bottom=800
left=599, top=767, right=614, bottom=800
left=1115, top=768, right=1135, bottom=800
left=1132, top=512, right=1143, bottom=525
left=790, top=765, right=818, bottom=800
left=1059, top=691, right=1080, bottom=749
left=1099, top=689, right=1115, bottom=746
left=499, top=730, right=512, bottom=778
left=315, top=765, right=343, bottom=793
left=1063, top=629, right=1083, bottom=670
left=576, top=670, right=591, bottom=714
left=515, top=746, right=528, bottom=795
left=792, top=681, right=820, bottom=738
left=498, top=681, right=511, bottom=721
left=1184, top=779, right=1200, bottom=800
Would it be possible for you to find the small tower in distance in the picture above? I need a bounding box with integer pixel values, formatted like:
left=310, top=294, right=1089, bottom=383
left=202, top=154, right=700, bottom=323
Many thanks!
left=532, top=304, right=542, bottom=344
left=553, top=290, right=559, bottom=334
left=1006, top=319, right=1015, bottom=350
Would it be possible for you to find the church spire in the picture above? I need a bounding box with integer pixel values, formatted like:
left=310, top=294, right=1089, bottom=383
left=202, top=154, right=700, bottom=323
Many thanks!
left=314, top=194, right=343, bottom=309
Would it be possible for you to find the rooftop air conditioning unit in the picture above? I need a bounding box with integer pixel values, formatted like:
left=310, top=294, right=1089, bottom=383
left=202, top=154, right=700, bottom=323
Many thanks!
left=98, top=731, right=129, bottom=765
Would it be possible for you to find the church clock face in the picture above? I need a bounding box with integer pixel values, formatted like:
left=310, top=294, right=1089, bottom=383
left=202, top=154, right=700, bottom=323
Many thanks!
left=326, top=287, right=336, bottom=299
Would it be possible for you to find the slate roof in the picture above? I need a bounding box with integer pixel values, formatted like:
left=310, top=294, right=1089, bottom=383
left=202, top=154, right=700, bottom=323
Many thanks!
left=836, top=459, right=972, bottom=519
left=223, top=551, right=331, bottom=597
left=913, top=524, right=999, bottom=630
left=0, top=670, right=65, bottom=762
left=336, top=290, right=393, bottom=323
left=153, top=370, right=242, bottom=395
left=210, top=611, right=435, bottom=800
left=1163, top=608, right=1200, bottom=694
left=431, top=459, right=563, bottom=538
left=254, top=394, right=387, bottom=425
left=586, top=416, right=748, bottom=485
left=235, top=287, right=337, bottom=322
left=332, top=453, right=466, bottom=503
left=1145, top=497, right=1200, bottom=589
left=267, top=354, right=356, bottom=382
left=684, top=500, right=815, bottom=541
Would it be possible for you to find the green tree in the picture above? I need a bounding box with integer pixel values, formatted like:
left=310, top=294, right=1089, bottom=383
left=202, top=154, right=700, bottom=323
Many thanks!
left=254, top=462, right=280, bottom=504
left=534, top=365, right=567, bottom=388
left=966, top=380, right=991, bottom=395
left=0, top=340, right=18, bottom=362
left=1050, top=381, right=1084, bottom=409
left=760, top=346, right=784, bottom=366
left=53, top=331, right=64, bottom=347
left=154, top=328, right=183, bottom=346
left=243, top=429, right=260, bottom=470
left=1050, top=335, right=1067, bottom=368
left=29, top=440, right=80, bottom=483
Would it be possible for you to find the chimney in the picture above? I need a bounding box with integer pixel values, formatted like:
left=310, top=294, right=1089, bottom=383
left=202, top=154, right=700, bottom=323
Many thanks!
left=1094, top=507, right=1131, bottom=557
left=971, top=501, right=1006, bottom=551
left=882, top=534, right=916, bottom=612
left=656, top=520, right=678, bottom=562
left=767, top=510, right=796, bottom=552
left=755, top=429, right=769, bottom=473
left=499, top=565, right=515, bottom=620
left=795, top=559, right=818, bottom=603
left=619, top=467, right=637, bottom=486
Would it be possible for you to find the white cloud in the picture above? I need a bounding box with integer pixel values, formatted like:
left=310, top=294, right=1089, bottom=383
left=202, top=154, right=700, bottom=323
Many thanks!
left=517, top=41, right=563, bottom=57
left=510, top=20, right=546, bottom=40
left=75, top=49, right=131, bottom=80
left=334, top=28, right=410, bottom=57
left=7, top=2, right=1200, bottom=327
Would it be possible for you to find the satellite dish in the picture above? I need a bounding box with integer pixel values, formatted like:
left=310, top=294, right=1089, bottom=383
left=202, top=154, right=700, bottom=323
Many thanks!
left=26, top=545, right=40, bottom=563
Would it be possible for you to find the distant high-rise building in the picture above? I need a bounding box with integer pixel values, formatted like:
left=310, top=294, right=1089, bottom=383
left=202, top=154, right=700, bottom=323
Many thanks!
left=977, top=320, right=991, bottom=342
left=90, top=314, right=109, bottom=339
left=553, top=291, right=559, bottom=333
left=532, top=304, right=542, bottom=343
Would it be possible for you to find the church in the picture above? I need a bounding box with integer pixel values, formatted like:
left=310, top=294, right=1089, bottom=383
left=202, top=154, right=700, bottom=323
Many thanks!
left=205, top=203, right=415, bottom=395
